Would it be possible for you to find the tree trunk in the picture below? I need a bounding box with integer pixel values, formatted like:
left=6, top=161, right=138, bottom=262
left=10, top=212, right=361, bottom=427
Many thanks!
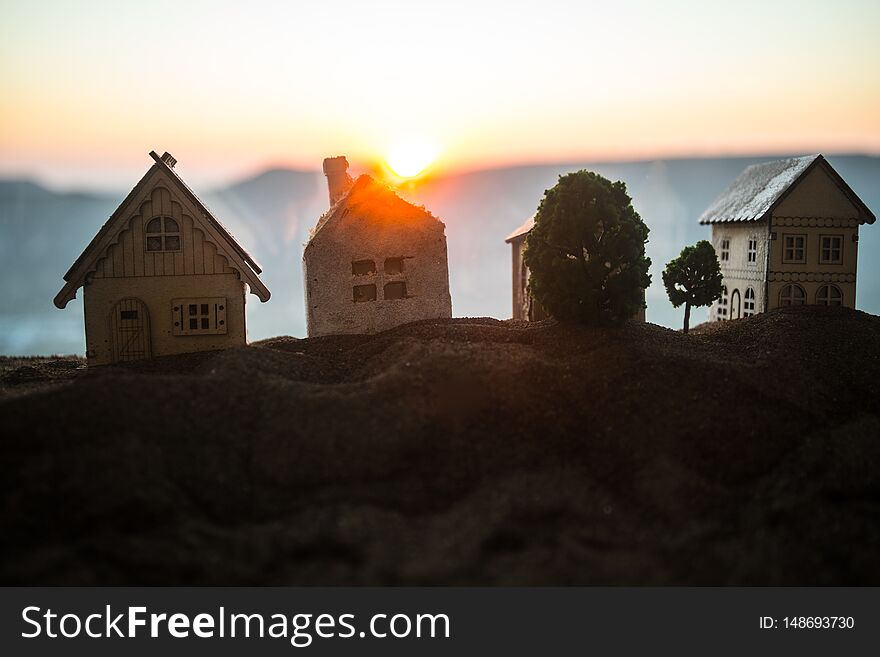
left=683, top=302, right=691, bottom=334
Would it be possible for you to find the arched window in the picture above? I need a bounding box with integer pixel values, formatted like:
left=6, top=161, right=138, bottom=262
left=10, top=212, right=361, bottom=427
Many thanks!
left=816, top=284, right=842, bottom=306
left=743, top=287, right=755, bottom=316
left=145, top=216, right=180, bottom=252
left=716, top=286, right=728, bottom=321
left=779, top=284, right=806, bottom=306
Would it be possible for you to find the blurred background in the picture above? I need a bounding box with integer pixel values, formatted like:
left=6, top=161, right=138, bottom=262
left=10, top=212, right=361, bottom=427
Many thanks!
left=2, top=0, right=878, bottom=355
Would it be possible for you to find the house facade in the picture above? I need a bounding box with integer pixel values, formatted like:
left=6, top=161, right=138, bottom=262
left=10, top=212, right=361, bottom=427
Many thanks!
left=54, top=151, right=270, bottom=365
left=303, top=156, right=452, bottom=337
left=504, top=216, right=646, bottom=322
left=505, top=217, right=547, bottom=321
left=699, top=155, right=874, bottom=321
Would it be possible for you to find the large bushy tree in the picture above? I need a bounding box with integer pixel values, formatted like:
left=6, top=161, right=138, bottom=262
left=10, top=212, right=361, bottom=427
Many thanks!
left=523, top=170, right=651, bottom=325
left=662, top=240, right=723, bottom=333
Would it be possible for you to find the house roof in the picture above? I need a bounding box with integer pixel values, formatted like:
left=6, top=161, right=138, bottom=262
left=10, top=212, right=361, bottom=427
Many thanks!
left=698, top=154, right=875, bottom=225
left=504, top=215, right=535, bottom=243
left=306, top=174, right=441, bottom=247
left=54, top=151, right=270, bottom=308
left=148, top=151, right=264, bottom=274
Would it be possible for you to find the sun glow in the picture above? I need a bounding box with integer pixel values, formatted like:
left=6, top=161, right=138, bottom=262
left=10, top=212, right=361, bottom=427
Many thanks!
left=386, top=139, right=437, bottom=179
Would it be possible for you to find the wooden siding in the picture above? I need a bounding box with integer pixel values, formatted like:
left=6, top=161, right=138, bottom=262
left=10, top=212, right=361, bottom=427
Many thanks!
left=91, top=186, right=235, bottom=280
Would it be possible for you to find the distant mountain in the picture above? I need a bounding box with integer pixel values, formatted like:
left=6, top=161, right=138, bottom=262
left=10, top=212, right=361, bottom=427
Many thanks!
left=0, top=180, right=119, bottom=355
left=2, top=155, right=878, bottom=356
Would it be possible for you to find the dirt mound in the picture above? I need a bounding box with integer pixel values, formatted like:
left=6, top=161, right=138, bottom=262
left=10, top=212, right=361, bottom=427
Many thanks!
left=1, top=306, right=879, bottom=584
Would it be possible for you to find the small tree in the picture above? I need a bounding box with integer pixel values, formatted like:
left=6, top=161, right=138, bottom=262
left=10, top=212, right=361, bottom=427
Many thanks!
left=662, top=240, right=723, bottom=333
left=523, top=170, right=651, bottom=325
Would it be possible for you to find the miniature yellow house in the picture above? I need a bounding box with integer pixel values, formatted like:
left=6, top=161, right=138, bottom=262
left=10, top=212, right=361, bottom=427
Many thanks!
left=699, top=154, right=874, bottom=321
left=54, top=151, right=271, bottom=365
left=303, top=156, right=452, bottom=336
left=505, top=216, right=647, bottom=322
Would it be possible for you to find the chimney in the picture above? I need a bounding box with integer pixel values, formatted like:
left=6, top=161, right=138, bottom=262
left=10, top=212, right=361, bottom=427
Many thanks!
left=160, top=151, right=177, bottom=168
left=323, top=156, right=353, bottom=206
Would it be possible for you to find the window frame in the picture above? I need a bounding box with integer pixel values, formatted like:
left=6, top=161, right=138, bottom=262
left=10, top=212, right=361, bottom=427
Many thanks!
left=719, top=238, right=730, bottom=262
left=747, top=237, right=758, bottom=265
left=782, top=234, right=806, bottom=264
left=352, top=283, right=377, bottom=303
left=383, top=281, right=408, bottom=300
left=716, top=285, right=728, bottom=320
left=818, top=234, right=843, bottom=265
left=779, top=284, right=806, bottom=306
left=351, top=255, right=413, bottom=303
left=145, top=216, right=181, bottom=253
left=351, top=259, right=376, bottom=276
left=384, top=257, right=405, bottom=275
left=171, top=297, right=228, bottom=336
left=743, top=287, right=756, bottom=316
left=815, top=284, right=843, bottom=306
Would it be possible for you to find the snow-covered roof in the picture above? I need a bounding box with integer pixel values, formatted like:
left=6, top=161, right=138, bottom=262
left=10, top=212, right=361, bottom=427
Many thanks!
left=698, top=155, right=819, bottom=224
left=504, top=215, right=535, bottom=243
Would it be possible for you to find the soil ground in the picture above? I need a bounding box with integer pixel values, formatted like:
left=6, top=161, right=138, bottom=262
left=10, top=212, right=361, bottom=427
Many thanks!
left=1, top=305, right=878, bottom=584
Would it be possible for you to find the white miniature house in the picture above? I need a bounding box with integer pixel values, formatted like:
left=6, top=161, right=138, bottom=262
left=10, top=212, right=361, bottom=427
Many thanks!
left=699, top=154, right=875, bottom=320
left=302, top=156, right=452, bottom=336
left=54, top=151, right=271, bottom=365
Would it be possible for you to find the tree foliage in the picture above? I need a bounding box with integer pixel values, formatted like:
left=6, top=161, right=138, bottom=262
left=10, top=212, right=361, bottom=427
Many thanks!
left=522, top=170, right=651, bottom=325
left=662, top=240, right=723, bottom=332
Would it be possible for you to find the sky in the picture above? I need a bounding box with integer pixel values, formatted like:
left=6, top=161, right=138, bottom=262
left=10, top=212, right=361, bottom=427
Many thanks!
left=1, top=0, right=879, bottom=189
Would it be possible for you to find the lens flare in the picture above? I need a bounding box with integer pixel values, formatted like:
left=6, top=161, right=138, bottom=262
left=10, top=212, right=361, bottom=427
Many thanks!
left=386, top=140, right=437, bottom=178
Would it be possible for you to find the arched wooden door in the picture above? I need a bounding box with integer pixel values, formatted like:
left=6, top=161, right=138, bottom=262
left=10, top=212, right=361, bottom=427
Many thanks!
left=730, top=288, right=741, bottom=320
left=110, top=298, right=151, bottom=363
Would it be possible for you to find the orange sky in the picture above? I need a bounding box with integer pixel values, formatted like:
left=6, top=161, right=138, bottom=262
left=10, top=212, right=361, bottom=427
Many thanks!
left=1, top=0, right=879, bottom=188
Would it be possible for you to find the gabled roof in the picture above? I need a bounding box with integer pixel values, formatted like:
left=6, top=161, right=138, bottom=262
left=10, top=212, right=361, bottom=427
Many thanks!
left=698, top=154, right=875, bottom=225
left=149, top=151, right=264, bottom=273
left=55, top=151, right=270, bottom=308
left=306, top=174, right=441, bottom=247
left=504, top=215, right=535, bottom=243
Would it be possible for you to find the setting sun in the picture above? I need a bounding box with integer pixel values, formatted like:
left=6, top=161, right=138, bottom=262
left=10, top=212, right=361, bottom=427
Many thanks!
left=386, top=140, right=437, bottom=179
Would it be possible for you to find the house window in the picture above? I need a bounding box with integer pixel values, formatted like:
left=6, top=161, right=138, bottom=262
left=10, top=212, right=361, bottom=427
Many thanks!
left=352, top=259, right=376, bottom=275
left=782, top=234, right=806, bottom=263
left=353, top=284, right=377, bottom=302
left=779, top=284, right=806, bottom=306
left=719, top=238, right=730, bottom=262
left=716, top=286, right=728, bottom=320
left=171, top=297, right=227, bottom=335
left=384, top=257, right=405, bottom=275
left=145, top=217, right=180, bottom=252
left=747, top=237, right=758, bottom=265
left=384, top=281, right=407, bottom=300
left=120, top=309, right=138, bottom=321
left=819, top=235, right=843, bottom=264
left=816, top=284, right=842, bottom=306
left=743, top=287, right=755, bottom=316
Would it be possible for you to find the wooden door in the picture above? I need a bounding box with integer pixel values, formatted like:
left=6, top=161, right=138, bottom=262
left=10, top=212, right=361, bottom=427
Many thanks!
left=110, top=298, right=151, bottom=363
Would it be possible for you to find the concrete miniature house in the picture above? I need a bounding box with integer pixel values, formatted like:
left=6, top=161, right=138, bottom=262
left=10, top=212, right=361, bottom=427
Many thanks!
left=303, top=156, right=452, bottom=336
left=54, top=150, right=271, bottom=365
left=505, top=216, right=647, bottom=321
left=699, top=154, right=875, bottom=321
